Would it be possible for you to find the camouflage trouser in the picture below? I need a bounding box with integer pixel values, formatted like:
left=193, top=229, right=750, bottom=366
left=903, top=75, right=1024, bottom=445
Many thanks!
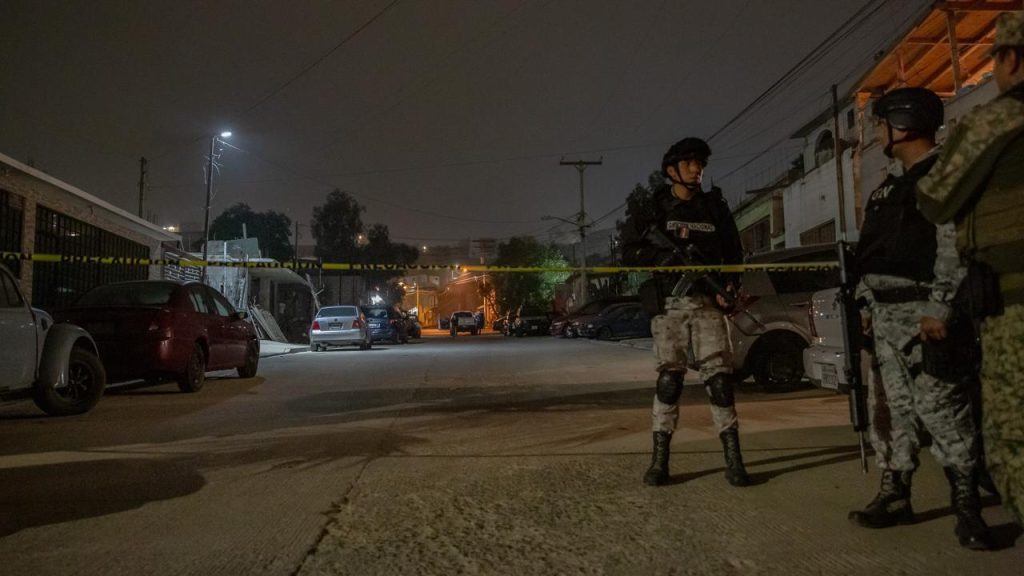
left=868, top=304, right=978, bottom=472
left=650, top=293, right=737, bottom=434
left=981, top=303, right=1024, bottom=524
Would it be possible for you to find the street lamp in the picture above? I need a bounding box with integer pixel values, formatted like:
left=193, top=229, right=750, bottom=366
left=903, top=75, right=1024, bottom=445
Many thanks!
left=201, top=130, right=232, bottom=279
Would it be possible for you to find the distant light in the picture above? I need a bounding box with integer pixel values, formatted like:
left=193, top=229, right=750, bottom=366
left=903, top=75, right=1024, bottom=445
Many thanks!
left=220, top=131, right=232, bottom=139
left=163, top=225, right=179, bottom=232
left=370, top=295, right=383, bottom=305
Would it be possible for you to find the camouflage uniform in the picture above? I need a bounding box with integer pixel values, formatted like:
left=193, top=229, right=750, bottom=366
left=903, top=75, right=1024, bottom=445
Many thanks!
left=651, top=292, right=736, bottom=435
left=917, top=12, right=1024, bottom=524
left=620, top=137, right=749, bottom=487
left=857, top=219, right=977, bottom=474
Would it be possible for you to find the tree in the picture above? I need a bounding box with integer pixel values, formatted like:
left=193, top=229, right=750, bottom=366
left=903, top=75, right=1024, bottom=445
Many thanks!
left=614, top=170, right=668, bottom=264
left=362, top=223, right=419, bottom=305
left=311, top=189, right=365, bottom=263
left=209, top=203, right=293, bottom=261
left=489, top=236, right=569, bottom=314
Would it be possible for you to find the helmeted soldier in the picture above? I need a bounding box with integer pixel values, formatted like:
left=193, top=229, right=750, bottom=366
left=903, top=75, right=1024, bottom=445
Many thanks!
left=850, top=87, right=991, bottom=550
left=917, top=10, right=1024, bottom=527
left=620, top=137, right=749, bottom=487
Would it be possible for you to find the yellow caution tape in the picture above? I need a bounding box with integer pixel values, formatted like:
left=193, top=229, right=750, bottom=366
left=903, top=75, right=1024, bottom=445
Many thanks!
left=0, top=251, right=838, bottom=273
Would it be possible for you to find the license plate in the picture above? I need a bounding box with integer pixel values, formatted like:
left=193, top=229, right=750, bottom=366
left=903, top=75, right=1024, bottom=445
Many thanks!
left=328, top=323, right=342, bottom=330
left=819, top=363, right=838, bottom=389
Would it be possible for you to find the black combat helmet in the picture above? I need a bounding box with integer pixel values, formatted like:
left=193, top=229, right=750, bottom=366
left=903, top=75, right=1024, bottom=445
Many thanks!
left=661, top=137, right=711, bottom=177
left=872, top=87, right=944, bottom=135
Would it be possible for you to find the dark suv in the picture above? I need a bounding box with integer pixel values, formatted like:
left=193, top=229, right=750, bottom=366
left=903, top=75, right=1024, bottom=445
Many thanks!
left=509, top=306, right=552, bottom=337
left=360, top=305, right=409, bottom=344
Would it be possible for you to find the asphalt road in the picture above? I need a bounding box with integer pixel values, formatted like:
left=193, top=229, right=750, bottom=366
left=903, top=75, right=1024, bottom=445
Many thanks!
left=1, top=332, right=1021, bottom=575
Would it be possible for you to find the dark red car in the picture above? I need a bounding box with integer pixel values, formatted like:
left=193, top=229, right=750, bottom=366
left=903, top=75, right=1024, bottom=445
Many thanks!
left=57, top=280, right=260, bottom=392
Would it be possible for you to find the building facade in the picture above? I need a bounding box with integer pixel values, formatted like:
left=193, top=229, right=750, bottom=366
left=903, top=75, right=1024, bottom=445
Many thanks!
left=0, top=152, right=179, bottom=311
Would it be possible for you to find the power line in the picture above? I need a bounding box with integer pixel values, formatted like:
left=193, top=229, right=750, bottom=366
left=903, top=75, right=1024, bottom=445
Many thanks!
left=242, top=0, right=400, bottom=115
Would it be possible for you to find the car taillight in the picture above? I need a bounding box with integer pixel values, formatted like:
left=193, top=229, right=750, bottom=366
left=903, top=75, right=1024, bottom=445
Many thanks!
left=147, top=309, right=173, bottom=336
left=389, top=319, right=397, bottom=327
left=352, top=318, right=362, bottom=328
left=312, top=320, right=321, bottom=331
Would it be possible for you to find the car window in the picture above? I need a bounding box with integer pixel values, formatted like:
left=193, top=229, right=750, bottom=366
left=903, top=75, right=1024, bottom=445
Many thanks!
left=318, top=306, right=358, bottom=317
left=74, top=282, right=176, bottom=307
left=207, top=288, right=235, bottom=317
left=187, top=286, right=209, bottom=314
left=0, top=271, right=23, bottom=308
left=362, top=307, right=388, bottom=319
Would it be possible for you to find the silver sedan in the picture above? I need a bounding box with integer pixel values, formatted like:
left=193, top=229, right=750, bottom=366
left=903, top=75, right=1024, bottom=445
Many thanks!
left=309, top=306, right=371, bottom=351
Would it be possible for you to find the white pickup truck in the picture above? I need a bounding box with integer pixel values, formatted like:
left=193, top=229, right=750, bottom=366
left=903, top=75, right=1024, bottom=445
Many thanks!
left=0, top=264, right=106, bottom=415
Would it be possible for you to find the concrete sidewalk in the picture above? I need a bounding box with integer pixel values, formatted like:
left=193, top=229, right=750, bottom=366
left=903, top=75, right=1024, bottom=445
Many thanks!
left=259, top=340, right=307, bottom=358
left=294, top=382, right=1023, bottom=575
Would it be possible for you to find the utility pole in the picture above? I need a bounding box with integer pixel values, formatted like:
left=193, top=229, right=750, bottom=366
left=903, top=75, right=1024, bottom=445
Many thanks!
left=201, top=137, right=217, bottom=280
left=294, top=220, right=300, bottom=262
left=138, top=157, right=147, bottom=218
left=559, top=157, right=602, bottom=305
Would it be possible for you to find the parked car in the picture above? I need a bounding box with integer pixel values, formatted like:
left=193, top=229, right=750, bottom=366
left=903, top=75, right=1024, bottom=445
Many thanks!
left=449, top=310, right=478, bottom=336
left=310, top=305, right=371, bottom=351
left=582, top=302, right=651, bottom=340
left=551, top=296, right=637, bottom=337
left=0, top=264, right=106, bottom=415
left=803, top=286, right=846, bottom=391
left=56, top=280, right=259, bottom=393
left=722, top=244, right=841, bottom=390
left=492, top=313, right=509, bottom=333
left=406, top=314, right=422, bottom=339
left=361, top=305, right=408, bottom=344
left=509, top=306, right=552, bottom=337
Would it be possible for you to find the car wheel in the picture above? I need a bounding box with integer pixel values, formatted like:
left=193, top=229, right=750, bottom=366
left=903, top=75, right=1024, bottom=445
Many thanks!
left=32, top=347, right=106, bottom=416
left=749, top=332, right=808, bottom=392
left=237, top=341, right=259, bottom=378
left=177, top=343, right=206, bottom=393
left=597, top=326, right=613, bottom=340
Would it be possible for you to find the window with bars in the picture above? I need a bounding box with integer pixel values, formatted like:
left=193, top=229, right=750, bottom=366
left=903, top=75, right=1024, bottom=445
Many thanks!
left=32, top=206, right=149, bottom=311
left=0, top=189, right=23, bottom=277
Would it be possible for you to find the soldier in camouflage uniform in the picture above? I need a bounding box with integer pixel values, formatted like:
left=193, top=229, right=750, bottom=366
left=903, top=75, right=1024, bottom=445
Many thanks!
left=849, top=87, right=991, bottom=550
left=620, top=138, right=749, bottom=488
left=918, top=11, right=1024, bottom=528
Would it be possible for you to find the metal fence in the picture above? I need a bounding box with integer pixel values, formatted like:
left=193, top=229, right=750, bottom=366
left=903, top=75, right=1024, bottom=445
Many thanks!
left=32, top=205, right=149, bottom=311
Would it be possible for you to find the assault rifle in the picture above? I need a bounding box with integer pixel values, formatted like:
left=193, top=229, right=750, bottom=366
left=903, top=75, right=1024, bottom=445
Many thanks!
left=837, top=240, right=869, bottom=473
left=644, top=224, right=737, bottom=310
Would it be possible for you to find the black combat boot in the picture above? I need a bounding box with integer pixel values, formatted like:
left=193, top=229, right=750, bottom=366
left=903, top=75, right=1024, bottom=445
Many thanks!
left=848, top=469, right=914, bottom=528
left=945, top=467, right=993, bottom=551
left=643, top=431, right=672, bottom=486
left=719, top=428, right=750, bottom=487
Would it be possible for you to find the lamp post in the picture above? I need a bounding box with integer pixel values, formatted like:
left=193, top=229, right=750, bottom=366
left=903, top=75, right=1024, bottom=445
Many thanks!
left=201, top=131, right=232, bottom=279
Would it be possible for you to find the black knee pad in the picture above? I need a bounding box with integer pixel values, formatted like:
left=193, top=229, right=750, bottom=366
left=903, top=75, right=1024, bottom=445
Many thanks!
left=705, top=373, right=735, bottom=408
left=656, top=370, right=684, bottom=404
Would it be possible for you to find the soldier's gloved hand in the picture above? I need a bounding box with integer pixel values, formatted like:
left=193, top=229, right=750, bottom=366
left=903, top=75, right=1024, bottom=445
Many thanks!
left=716, top=283, right=737, bottom=309
left=920, top=316, right=947, bottom=341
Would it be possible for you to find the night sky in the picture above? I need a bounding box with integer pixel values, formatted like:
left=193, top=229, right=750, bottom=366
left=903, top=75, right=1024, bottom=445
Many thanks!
left=1, top=1, right=930, bottom=246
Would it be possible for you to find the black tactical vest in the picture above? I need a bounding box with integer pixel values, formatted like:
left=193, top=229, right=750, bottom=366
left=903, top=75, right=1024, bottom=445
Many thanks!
left=857, top=155, right=940, bottom=282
